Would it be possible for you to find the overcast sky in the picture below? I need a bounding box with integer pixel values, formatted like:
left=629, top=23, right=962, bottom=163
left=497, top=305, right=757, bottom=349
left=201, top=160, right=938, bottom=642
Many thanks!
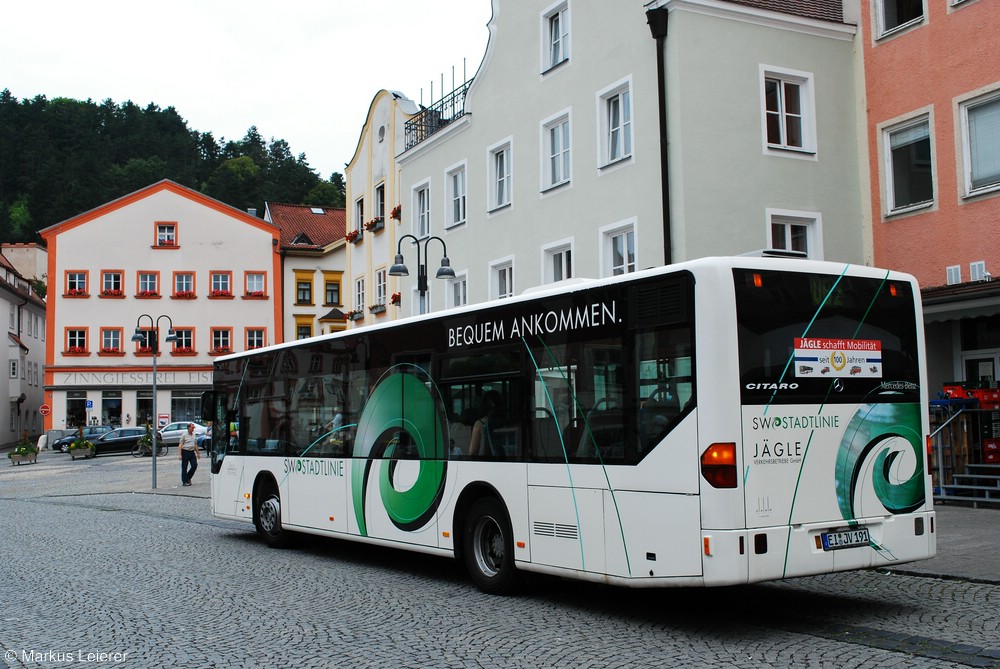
left=3, top=1, right=493, bottom=180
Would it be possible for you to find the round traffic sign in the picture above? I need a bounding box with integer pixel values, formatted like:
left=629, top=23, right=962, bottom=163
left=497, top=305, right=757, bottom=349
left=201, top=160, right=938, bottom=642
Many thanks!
left=39, top=404, right=51, bottom=416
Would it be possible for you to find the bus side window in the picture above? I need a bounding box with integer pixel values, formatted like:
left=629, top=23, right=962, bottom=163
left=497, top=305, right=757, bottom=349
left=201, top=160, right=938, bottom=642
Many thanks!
left=636, top=327, right=694, bottom=453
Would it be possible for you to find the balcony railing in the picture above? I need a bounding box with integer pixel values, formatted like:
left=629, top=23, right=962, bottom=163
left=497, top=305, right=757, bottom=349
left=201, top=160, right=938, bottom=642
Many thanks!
left=404, top=79, right=472, bottom=151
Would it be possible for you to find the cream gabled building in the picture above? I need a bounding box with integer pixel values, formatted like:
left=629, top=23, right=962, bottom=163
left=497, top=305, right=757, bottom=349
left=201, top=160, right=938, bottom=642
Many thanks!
left=343, top=90, right=420, bottom=323
left=39, top=180, right=281, bottom=431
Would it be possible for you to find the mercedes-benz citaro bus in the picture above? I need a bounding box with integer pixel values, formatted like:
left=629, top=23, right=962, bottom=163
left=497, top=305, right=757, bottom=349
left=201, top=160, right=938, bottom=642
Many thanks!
left=203, top=256, right=935, bottom=594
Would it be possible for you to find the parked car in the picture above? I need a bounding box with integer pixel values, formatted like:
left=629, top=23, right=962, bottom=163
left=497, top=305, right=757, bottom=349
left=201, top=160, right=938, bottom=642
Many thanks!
left=91, top=427, right=149, bottom=456
left=158, top=421, right=208, bottom=446
left=52, top=425, right=113, bottom=453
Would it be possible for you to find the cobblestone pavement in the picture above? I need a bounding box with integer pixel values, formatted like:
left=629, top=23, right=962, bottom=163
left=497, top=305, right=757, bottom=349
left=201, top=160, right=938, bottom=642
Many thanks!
left=0, top=450, right=998, bottom=668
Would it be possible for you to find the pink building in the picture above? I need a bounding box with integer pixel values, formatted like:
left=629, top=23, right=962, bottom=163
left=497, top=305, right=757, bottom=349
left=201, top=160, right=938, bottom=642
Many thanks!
left=862, top=0, right=1000, bottom=392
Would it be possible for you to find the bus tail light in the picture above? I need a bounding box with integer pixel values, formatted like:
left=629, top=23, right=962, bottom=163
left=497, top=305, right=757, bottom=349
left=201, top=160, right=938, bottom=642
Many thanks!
left=701, top=442, right=737, bottom=488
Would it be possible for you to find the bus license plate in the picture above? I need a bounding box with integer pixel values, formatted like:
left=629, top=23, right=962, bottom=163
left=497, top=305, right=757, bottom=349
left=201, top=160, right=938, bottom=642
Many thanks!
left=821, top=528, right=870, bottom=551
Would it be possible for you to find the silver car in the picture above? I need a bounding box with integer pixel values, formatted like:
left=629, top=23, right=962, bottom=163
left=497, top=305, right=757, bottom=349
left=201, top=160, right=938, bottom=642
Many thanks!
left=158, top=421, right=207, bottom=445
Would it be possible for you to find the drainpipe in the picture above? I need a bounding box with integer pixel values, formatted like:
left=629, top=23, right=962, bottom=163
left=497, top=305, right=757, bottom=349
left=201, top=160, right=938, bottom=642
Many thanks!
left=646, top=8, right=672, bottom=265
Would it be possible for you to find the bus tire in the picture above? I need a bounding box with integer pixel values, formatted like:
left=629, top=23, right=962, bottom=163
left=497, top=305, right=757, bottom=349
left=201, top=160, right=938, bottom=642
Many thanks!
left=463, top=497, right=519, bottom=595
left=255, top=489, right=290, bottom=549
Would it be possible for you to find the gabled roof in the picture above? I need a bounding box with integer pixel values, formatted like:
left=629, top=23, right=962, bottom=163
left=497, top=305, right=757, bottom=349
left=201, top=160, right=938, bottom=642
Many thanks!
left=265, top=203, right=346, bottom=251
left=722, top=0, right=843, bottom=23
left=38, top=179, right=276, bottom=240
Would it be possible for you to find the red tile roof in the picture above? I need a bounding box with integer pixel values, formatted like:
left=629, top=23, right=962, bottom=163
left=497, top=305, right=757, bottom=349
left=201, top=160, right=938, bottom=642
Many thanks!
left=722, top=0, right=843, bottom=23
left=266, top=203, right=347, bottom=250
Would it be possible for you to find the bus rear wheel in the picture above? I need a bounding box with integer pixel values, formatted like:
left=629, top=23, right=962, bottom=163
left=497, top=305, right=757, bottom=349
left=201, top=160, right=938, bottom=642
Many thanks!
left=256, top=489, right=290, bottom=548
left=463, top=497, right=519, bottom=595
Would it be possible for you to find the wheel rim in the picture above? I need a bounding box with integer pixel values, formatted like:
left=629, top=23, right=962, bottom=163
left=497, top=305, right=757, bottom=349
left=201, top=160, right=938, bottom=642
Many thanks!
left=259, top=496, right=281, bottom=535
left=472, top=515, right=504, bottom=578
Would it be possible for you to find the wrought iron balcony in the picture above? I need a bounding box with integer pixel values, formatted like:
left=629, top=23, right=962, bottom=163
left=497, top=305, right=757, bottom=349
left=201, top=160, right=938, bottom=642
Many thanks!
left=404, top=79, right=472, bottom=151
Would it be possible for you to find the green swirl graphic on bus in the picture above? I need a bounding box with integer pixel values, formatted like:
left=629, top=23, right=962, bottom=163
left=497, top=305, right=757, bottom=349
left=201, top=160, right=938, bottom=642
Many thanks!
left=351, top=366, right=448, bottom=536
left=834, top=401, right=924, bottom=520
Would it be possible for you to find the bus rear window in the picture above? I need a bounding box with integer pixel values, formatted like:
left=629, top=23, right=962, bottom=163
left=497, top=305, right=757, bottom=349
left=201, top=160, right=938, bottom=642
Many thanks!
left=734, top=269, right=920, bottom=405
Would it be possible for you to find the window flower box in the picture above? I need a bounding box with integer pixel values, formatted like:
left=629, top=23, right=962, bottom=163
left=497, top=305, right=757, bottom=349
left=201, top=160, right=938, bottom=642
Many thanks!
left=210, top=347, right=232, bottom=356
left=390, top=292, right=401, bottom=306
left=390, top=205, right=402, bottom=220
left=209, top=290, right=233, bottom=299
left=136, top=290, right=160, bottom=299
left=244, top=291, right=265, bottom=299
left=364, top=218, right=384, bottom=233
left=345, top=229, right=362, bottom=244
left=65, top=346, right=88, bottom=356
left=155, top=238, right=177, bottom=248
left=65, top=289, right=89, bottom=297
left=369, top=303, right=386, bottom=314
left=173, top=290, right=196, bottom=299
left=172, top=346, right=196, bottom=356
left=135, top=346, right=158, bottom=356
left=98, top=347, right=124, bottom=357
left=99, top=289, right=124, bottom=298
left=346, top=310, right=364, bottom=321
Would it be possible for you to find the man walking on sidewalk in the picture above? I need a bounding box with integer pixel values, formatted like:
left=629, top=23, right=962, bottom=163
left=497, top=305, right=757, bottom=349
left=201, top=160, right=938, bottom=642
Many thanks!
left=178, top=423, right=200, bottom=486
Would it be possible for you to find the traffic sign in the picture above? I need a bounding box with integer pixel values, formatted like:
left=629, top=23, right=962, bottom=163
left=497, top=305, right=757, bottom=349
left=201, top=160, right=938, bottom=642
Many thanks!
left=39, top=404, right=51, bottom=416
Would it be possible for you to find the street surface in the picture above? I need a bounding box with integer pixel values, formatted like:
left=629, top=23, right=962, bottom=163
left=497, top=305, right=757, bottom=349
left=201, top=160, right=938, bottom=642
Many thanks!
left=1, top=451, right=998, bottom=668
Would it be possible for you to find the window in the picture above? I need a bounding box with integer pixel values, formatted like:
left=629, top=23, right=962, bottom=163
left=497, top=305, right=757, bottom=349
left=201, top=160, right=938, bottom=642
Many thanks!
left=355, top=278, right=366, bottom=311
left=66, top=271, right=87, bottom=295
left=210, top=272, right=231, bottom=296
left=543, top=2, right=569, bottom=71
left=247, top=329, right=266, bottom=350
left=492, top=259, right=514, bottom=299
left=138, top=272, right=159, bottom=296
left=446, top=163, right=467, bottom=228
left=543, top=114, right=571, bottom=190
left=156, top=223, right=177, bottom=246
left=767, top=209, right=822, bottom=259
left=601, top=222, right=636, bottom=277
left=971, top=261, right=989, bottom=282
left=324, top=277, right=341, bottom=306
left=174, top=272, right=194, bottom=296
left=877, top=0, right=923, bottom=37
left=101, top=271, right=123, bottom=296
left=9, top=360, right=17, bottom=379
left=297, top=281, right=313, bottom=305
left=211, top=329, right=232, bottom=353
left=100, top=328, right=122, bottom=352
left=947, top=265, right=962, bottom=285
left=375, top=269, right=387, bottom=306
left=599, top=81, right=632, bottom=166
left=297, top=325, right=312, bottom=339
left=885, top=117, right=933, bottom=212
left=761, top=66, right=815, bottom=155
left=173, top=328, right=194, bottom=352
left=374, top=183, right=385, bottom=221
left=415, top=184, right=431, bottom=238
left=246, top=272, right=266, bottom=297
left=449, top=274, right=468, bottom=308
left=544, top=242, right=573, bottom=283
left=354, top=198, right=364, bottom=233
left=962, top=93, right=1000, bottom=195
left=489, top=139, right=513, bottom=210
left=66, top=328, right=87, bottom=353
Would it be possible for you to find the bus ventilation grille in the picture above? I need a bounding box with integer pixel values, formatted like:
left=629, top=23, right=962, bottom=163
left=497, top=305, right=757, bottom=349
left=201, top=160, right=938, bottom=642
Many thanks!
left=533, top=522, right=579, bottom=540
left=629, top=280, right=687, bottom=328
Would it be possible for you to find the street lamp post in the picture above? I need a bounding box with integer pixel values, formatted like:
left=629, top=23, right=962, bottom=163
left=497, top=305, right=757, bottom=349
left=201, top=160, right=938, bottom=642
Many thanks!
left=131, top=314, right=176, bottom=489
left=388, top=234, right=456, bottom=314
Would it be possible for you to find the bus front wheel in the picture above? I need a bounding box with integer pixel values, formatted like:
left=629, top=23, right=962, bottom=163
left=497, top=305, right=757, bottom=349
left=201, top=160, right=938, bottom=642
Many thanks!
left=463, top=497, right=518, bottom=595
left=256, top=489, right=290, bottom=548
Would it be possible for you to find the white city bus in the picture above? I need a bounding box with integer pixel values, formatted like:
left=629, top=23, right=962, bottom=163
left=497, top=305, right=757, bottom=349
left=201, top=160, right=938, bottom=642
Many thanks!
left=204, top=256, right=936, bottom=593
